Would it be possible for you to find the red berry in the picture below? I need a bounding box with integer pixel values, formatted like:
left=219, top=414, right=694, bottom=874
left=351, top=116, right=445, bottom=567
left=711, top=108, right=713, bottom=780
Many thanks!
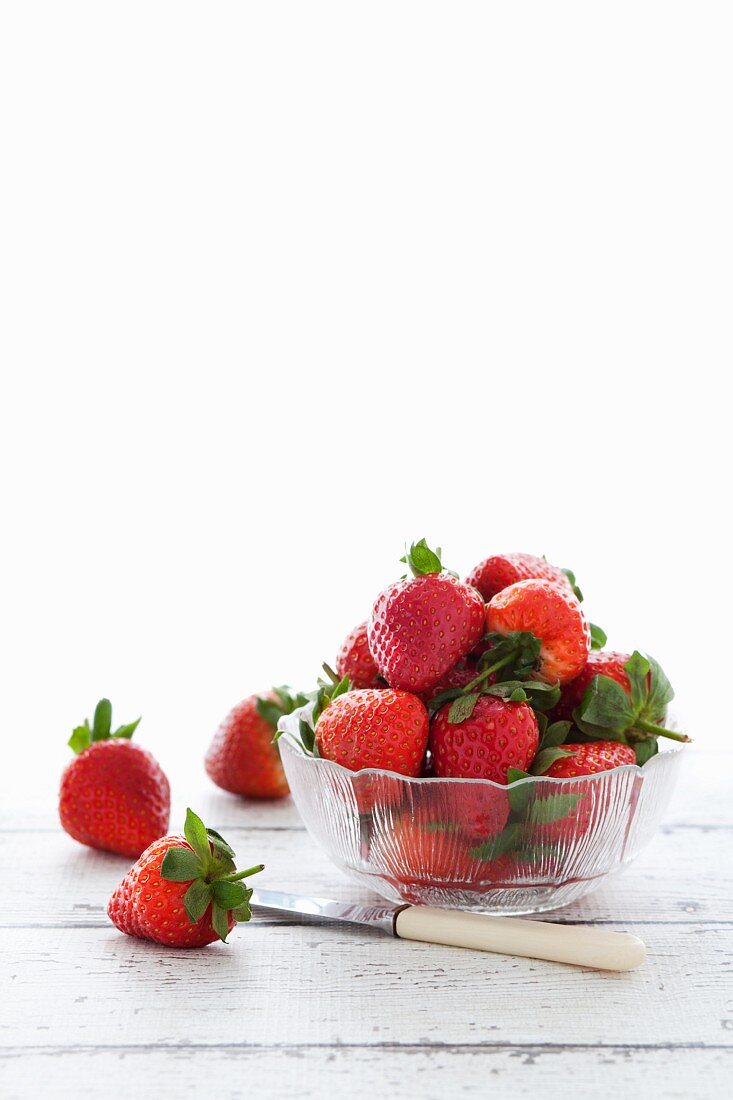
left=487, top=579, right=590, bottom=685
left=316, top=688, right=429, bottom=777
left=59, top=702, right=169, bottom=858
left=374, top=815, right=490, bottom=886
left=369, top=572, right=484, bottom=694
left=107, top=810, right=262, bottom=948
left=429, top=695, right=540, bottom=783
left=336, top=621, right=381, bottom=688
left=205, top=693, right=290, bottom=799
left=417, top=661, right=479, bottom=706
left=467, top=553, right=572, bottom=602
left=543, top=741, right=636, bottom=778
left=550, top=650, right=664, bottom=724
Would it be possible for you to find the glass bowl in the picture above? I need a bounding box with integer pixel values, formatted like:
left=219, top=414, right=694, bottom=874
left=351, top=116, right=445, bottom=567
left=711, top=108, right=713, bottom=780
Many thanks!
left=277, top=707, right=684, bottom=916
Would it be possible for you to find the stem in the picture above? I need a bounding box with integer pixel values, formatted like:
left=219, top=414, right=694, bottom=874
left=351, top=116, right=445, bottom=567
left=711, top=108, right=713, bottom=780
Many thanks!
left=465, top=653, right=514, bottom=692
left=322, top=663, right=340, bottom=685
left=637, top=718, right=691, bottom=743
left=226, top=864, right=265, bottom=882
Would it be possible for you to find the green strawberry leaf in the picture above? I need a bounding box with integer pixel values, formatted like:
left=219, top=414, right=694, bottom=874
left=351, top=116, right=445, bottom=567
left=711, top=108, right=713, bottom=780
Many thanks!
left=624, top=651, right=650, bottom=711
left=256, top=698, right=287, bottom=728
left=211, top=901, right=231, bottom=942
left=206, top=828, right=236, bottom=860
left=184, top=807, right=213, bottom=867
left=161, top=847, right=203, bottom=882
left=212, top=880, right=248, bottom=909
left=183, top=879, right=213, bottom=923
left=469, top=822, right=524, bottom=860
left=562, top=567, right=584, bottom=602
left=529, top=792, right=580, bottom=825
left=68, top=721, right=92, bottom=755
left=231, top=895, right=253, bottom=923
left=448, top=693, right=480, bottom=724
left=646, top=654, right=675, bottom=716
left=112, top=718, right=141, bottom=740
left=403, top=538, right=444, bottom=577
left=576, top=675, right=634, bottom=735
left=530, top=747, right=576, bottom=775
left=635, top=738, right=659, bottom=765
left=91, top=698, right=112, bottom=742
left=506, top=769, right=533, bottom=815
left=426, top=687, right=466, bottom=712
left=539, top=720, right=572, bottom=751
left=589, top=623, right=607, bottom=650
left=298, top=718, right=316, bottom=754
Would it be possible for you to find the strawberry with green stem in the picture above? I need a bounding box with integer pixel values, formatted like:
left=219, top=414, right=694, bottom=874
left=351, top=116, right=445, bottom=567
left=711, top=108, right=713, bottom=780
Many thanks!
left=59, top=698, right=170, bottom=858
left=573, top=650, right=689, bottom=762
left=108, top=808, right=263, bottom=947
left=206, top=687, right=309, bottom=798
left=368, top=539, right=485, bottom=694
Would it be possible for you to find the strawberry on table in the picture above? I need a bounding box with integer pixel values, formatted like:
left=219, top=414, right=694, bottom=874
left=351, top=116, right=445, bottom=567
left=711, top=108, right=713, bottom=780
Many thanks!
left=336, top=621, right=382, bottom=689
left=467, top=552, right=577, bottom=603
left=487, top=578, right=591, bottom=685
left=205, top=688, right=307, bottom=799
left=368, top=539, right=485, bottom=694
left=108, top=808, right=263, bottom=947
left=59, top=699, right=170, bottom=858
left=315, top=687, right=429, bottom=777
left=429, top=694, right=540, bottom=783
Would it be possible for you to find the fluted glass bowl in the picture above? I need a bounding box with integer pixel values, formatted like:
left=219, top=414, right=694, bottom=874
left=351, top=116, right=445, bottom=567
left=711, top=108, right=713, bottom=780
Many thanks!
left=277, top=708, right=684, bottom=916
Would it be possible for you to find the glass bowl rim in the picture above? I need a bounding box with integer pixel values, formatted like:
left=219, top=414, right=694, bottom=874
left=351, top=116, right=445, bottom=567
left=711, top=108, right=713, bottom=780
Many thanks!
left=276, top=706, right=685, bottom=791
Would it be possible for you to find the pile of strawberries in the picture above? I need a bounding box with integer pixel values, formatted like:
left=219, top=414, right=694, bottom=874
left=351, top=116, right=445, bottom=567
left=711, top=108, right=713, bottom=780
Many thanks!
left=299, top=541, right=687, bottom=785
left=57, top=540, right=688, bottom=945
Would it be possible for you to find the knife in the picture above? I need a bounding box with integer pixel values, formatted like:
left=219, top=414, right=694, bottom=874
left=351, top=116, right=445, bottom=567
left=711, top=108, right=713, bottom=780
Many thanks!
left=250, top=888, right=645, bottom=971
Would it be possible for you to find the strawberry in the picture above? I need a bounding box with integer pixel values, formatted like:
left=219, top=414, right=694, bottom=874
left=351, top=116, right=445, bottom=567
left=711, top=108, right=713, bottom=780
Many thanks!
left=550, top=650, right=637, bottom=722
left=487, top=578, right=591, bottom=685
left=205, top=688, right=307, bottom=799
left=108, top=808, right=263, bottom=947
left=429, top=694, right=540, bottom=783
left=59, top=699, right=169, bottom=858
left=418, top=661, right=479, bottom=708
left=467, top=553, right=576, bottom=603
left=374, top=815, right=491, bottom=885
left=315, top=688, right=429, bottom=776
left=438, top=783, right=510, bottom=842
left=336, top=621, right=381, bottom=689
left=368, top=540, right=485, bottom=694
left=542, top=740, right=637, bottom=778
left=571, top=650, right=689, bottom=757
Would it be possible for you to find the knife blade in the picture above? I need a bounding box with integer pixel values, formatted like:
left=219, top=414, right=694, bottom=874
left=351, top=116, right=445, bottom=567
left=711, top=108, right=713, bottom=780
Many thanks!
left=250, top=888, right=646, bottom=971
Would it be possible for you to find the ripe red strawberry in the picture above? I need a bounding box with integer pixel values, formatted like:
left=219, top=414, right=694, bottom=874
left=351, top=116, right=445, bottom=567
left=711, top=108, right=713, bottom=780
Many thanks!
left=205, top=688, right=306, bottom=799
left=59, top=699, right=169, bottom=858
left=467, top=552, right=574, bottom=603
left=429, top=695, right=540, bottom=783
left=487, top=578, right=591, bottom=685
left=551, top=651, right=638, bottom=722
left=418, top=661, right=479, bottom=707
left=439, top=783, right=510, bottom=842
left=368, top=540, right=485, bottom=694
left=543, top=741, right=637, bottom=778
left=108, top=808, right=263, bottom=947
left=336, top=621, right=381, bottom=689
left=315, top=688, right=429, bottom=776
left=374, top=815, right=490, bottom=885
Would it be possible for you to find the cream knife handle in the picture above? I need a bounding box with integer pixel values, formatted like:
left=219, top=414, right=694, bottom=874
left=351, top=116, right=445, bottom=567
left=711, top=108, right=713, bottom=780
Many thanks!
left=394, top=906, right=645, bottom=971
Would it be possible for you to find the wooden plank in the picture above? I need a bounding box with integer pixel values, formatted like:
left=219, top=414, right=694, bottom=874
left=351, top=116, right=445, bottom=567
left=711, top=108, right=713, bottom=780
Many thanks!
left=1, top=1045, right=731, bottom=1100
left=2, top=924, right=731, bottom=1049
left=5, top=749, right=727, bottom=832
left=5, top=825, right=731, bottom=929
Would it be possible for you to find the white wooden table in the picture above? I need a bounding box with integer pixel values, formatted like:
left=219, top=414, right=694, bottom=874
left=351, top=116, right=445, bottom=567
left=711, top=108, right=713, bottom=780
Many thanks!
left=3, top=749, right=731, bottom=1099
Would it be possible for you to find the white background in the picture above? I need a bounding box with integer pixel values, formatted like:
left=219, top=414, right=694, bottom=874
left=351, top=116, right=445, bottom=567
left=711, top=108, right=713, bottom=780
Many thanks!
left=1, top=1, right=731, bottom=812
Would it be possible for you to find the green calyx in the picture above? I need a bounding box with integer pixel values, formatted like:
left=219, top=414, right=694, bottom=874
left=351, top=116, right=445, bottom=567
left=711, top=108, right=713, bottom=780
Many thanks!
left=561, top=567, right=584, bottom=603
left=68, top=698, right=141, bottom=754
left=573, top=651, right=690, bottom=746
left=256, top=686, right=311, bottom=733
left=560, top=569, right=605, bottom=649
left=161, top=808, right=264, bottom=943
left=400, top=538, right=458, bottom=579
left=272, top=665, right=349, bottom=755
